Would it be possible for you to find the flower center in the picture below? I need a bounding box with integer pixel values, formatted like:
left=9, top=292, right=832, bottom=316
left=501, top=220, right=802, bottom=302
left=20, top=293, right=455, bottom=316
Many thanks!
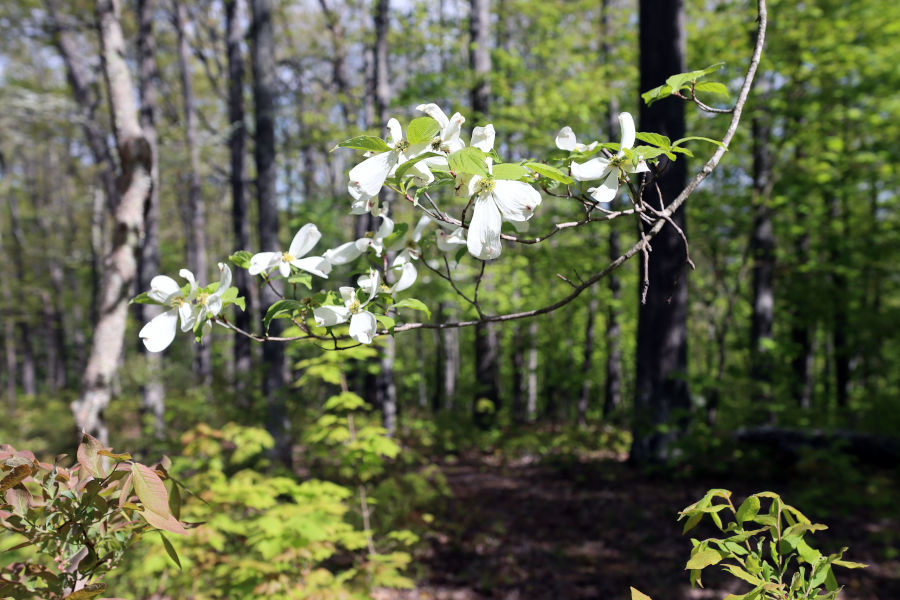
left=282, top=251, right=295, bottom=263
left=396, top=139, right=410, bottom=152
left=197, top=291, right=210, bottom=307
left=348, top=299, right=362, bottom=314
left=170, top=296, right=186, bottom=309
left=475, top=177, right=496, bottom=195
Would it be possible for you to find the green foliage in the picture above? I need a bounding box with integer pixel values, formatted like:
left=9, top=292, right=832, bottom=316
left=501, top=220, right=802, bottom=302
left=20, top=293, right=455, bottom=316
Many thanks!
left=0, top=436, right=187, bottom=599
left=632, top=490, right=866, bottom=600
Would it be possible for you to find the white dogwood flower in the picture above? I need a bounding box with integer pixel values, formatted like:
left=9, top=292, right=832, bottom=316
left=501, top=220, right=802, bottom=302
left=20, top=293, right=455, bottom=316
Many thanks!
left=313, top=271, right=381, bottom=344
left=248, top=223, right=330, bottom=279
left=195, top=262, right=232, bottom=324
left=348, top=118, right=433, bottom=210
left=462, top=125, right=542, bottom=260
left=324, top=213, right=395, bottom=266
left=415, top=103, right=466, bottom=162
left=555, top=126, right=598, bottom=152
left=138, top=269, right=199, bottom=352
left=570, top=112, right=650, bottom=204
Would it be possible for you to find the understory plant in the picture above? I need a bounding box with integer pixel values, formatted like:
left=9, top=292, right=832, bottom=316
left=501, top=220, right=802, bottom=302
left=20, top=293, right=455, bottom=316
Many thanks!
left=631, top=489, right=866, bottom=600
left=0, top=436, right=187, bottom=599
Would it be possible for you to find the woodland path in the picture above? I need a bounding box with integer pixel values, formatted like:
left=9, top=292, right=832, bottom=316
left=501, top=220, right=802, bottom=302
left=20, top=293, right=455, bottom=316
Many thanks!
left=377, top=456, right=900, bottom=600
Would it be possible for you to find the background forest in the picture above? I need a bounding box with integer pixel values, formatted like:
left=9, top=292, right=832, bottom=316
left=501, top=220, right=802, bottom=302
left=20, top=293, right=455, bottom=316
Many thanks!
left=1, top=0, right=899, bottom=598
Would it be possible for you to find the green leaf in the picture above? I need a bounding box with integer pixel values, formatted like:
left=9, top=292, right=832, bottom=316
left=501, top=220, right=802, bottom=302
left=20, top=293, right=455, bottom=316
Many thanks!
left=229, top=250, right=253, bottom=269
left=336, top=135, right=391, bottom=153
left=159, top=531, right=182, bottom=570
left=448, top=147, right=490, bottom=177
left=630, top=145, right=671, bottom=160
left=673, top=136, right=728, bottom=149
left=665, top=62, right=725, bottom=91
left=395, top=152, right=442, bottom=181
left=130, top=291, right=160, bottom=305
left=682, top=513, right=703, bottom=534
left=140, top=508, right=187, bottom=535
left=630, top=588, right=652, bottom=600
left=375, top=314, right=396, bottom=331
left=406, top=117, right=441, bottom=145
left=641, top=84, right=675, bottom=106
left=833, top=559, right=868, bottom=569
left=736, top=496, right=760, bottom=523
left=723, top=565, right=763, bottom=586
left=264, top=299, right=305, bottom=332
left=492, top=163, right=529, bottom=180
left=131, top=462, right=171, bottom=518
left=635, top=132, right=672, bottom=149
left=168, top=482, right=182, bottom=520
left=288, top=273, right=313, bottom=289
left=694, top=81, right=730, bottom=98
left=686, top=548, right=723, bottom=570
left=525, top=161, right=573, bottom=184
left=383, top=222, right=409, bottom=250
left=393, top=298, right=431, bottom=319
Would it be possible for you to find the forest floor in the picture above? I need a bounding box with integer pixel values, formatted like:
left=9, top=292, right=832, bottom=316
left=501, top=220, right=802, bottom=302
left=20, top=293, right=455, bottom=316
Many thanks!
left=376, top=453, right=900, bottom=600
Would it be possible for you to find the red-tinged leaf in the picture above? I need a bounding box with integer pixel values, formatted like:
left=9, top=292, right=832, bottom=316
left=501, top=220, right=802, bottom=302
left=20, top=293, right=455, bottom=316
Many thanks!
left=77, top=434, right=107, bottom=478
left=118, top=473, right=133, bottom=510
left=1, top=464, right=32, bottom=492
left=5, top=487, right=29, bottom=515
left=131, top=463, right=171, bottom=517
left=98, top=450, right=132, bottom=461
left=64, top=583, right=106, bottom=599
left=140, top=509, right=187, bottom=535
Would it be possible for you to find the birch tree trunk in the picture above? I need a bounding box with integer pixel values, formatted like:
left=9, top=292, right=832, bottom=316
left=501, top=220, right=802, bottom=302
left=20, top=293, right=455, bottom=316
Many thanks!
left=632, top=0, right=690, bottom=463
left=71, top=0, right=152, bottom=443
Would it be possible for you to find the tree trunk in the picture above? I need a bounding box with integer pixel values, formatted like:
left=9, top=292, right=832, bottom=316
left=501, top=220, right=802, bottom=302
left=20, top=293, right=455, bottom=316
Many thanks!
left=443, top=313, right=459, bottom=412
left=828, top=194, right=850, bottom=408
left=174, top=0, right=211, bottom=383
left=6, top=196, right=37, bottom=397
left=225, top=0, right=254, bottom=389
left=632, top=0, right=690, bottom=463
left=602, top=0, right=623, bottom=419
left=526, top=321, right=538, bottom=423
left=578, top=287, right=598, bottom=425
left=71, top=0, right=152, bottom=444
left=373, top=0, right=390, bottom=125
left=749, top=111, right=775, bottom=418
left=469, top=0, right=490, bottom=123
left=251, top=0, right=289, bottom=464
left=137, top=0, right=165, bottom=438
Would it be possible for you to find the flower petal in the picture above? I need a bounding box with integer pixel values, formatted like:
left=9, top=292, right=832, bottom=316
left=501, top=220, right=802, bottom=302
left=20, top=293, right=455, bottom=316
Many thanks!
left=178, top=302, right=196, bottom=332
left=349, top=310, right=377, bottom=344
left=139, top=309, right=179, bottom=352
left=339, top=286, right=357, bottom=305
left=348, top=151, right=399, bottom=201
left=386, top=118, right=403, bottom=146
left=588, top=169, right=621, bottom=204
left=211, top=263, right=232, bottom=298
left=415, top=103, right=449, bottom=130
left=324, top=241, right=364, bottom=266
left=291, top=256, right=331, bottom=278
left=570, top=157, right=611, bottom=181
left=288, top=223, right=321, bottom=258
left=436, top=227, right=466, bottom=252
left=411, top=214, right=432, bottom=242
left=618, top=112, right=636, bottom=152
left=248, top=252, right=280, bottom=276
left=278, top=261, right=290, bottom=278
left=445, top=112, right=465, bottom=144
left=492, top=181, right=542, bottom=224
left=467, top=196, right=502, bottom=260
left=471, top=124, right=495, bottom=152
left=148, top=275, right=180, bottom=303
left=390, top=260, right=417, bottom=293
left=555, top=126, right=577, bottom=151
left=313, top=305, right=351, bottom=327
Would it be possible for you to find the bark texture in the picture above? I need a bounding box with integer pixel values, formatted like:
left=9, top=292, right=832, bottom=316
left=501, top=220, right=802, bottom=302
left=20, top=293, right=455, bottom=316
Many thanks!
left=632, top=0, right=690, bottom=463
left=251, top=0, right=290, bottom=463
left=72, top=0, right=152, bottom=443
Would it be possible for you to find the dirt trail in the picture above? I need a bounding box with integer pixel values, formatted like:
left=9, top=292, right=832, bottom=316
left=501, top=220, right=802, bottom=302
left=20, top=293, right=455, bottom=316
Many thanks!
left=378, top=458, right=900, bottom=600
